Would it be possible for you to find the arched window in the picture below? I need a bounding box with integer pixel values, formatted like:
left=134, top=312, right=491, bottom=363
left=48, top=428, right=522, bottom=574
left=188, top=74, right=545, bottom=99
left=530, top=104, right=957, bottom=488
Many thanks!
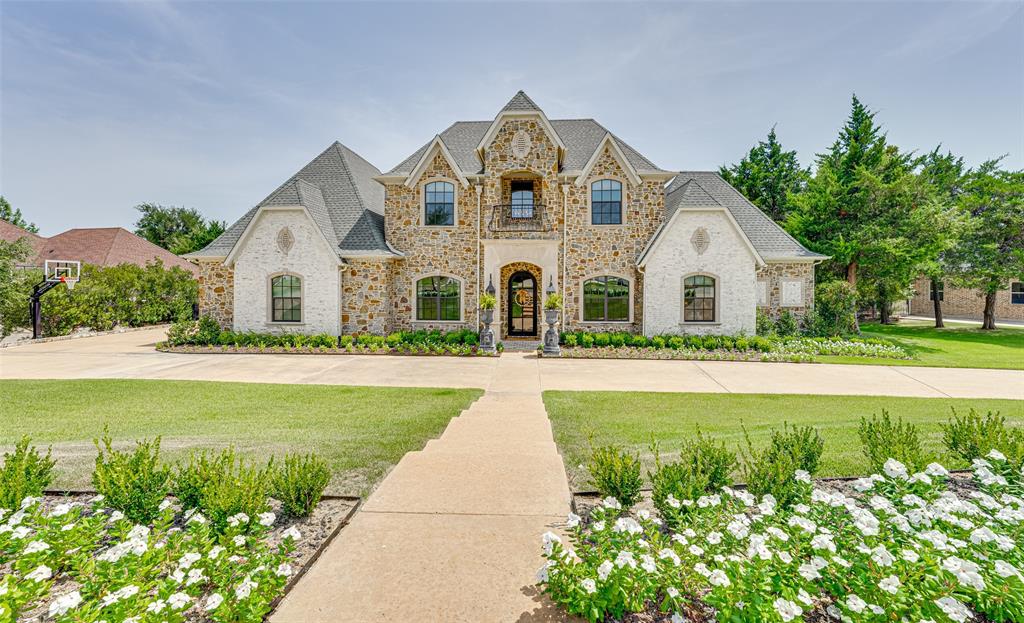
left=583, top=276, right=630, bottom=322
left=416, top=276, right=461, bottom=321
left=271, top=275, right=302, bottom=322
left=683, top=275, right=716, bottom=322
left=591, top=179, right=622, bottom=225
left=424, top=181, right=455, bottom=226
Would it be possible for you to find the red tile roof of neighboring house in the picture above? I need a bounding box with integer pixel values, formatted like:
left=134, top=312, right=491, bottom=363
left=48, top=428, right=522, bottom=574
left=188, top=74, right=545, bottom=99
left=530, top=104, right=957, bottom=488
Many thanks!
left=1, top=220, right=197, bottom=276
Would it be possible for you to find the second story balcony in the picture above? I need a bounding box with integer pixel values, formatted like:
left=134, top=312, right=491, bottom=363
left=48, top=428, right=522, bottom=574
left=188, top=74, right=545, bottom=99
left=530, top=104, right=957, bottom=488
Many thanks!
left=489, top=202, right=551, bottom=233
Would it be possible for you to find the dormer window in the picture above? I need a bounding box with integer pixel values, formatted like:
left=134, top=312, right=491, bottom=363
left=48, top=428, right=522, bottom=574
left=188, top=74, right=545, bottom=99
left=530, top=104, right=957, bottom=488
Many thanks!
left=510, top=180, right=535, bottom=219
left=424, top=181, right=455, bottom=226
left=591, top=179, right=622, bottom=225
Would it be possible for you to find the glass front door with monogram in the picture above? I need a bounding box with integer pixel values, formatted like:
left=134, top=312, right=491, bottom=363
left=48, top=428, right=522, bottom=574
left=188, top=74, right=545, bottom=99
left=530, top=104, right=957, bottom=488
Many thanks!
left=508, top=271, right=537, bottom=336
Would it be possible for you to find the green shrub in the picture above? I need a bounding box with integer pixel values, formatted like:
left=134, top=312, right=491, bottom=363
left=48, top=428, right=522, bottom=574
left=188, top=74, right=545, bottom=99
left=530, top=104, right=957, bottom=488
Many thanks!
left=563, top=333, right=578, bottom=347
left=756, top=308, right=775, bottom=336
left=734, top=337, right=750, bottom=351
left=650, top=433, right=735, bottom=525
left=768, top=423, right=825, bottom=475
left=630, top=334, right=648, bottom=348
left=943, top=409, right=1024, bottom=468
left=814, top=280, right=859, bottom=336
left=339, top=335, right=354, bottom=347
left=775, top=310, right=799, bottom=337
left=740, top=428, right=807, bottom=509
left=581, top=333, right=595, bottom=348
left=0, top=437, right=55, bottom=510
left=270, top=453, right=332, bottom=517
left=609, top=332, right=626, bottom=348
left=651, top=336, right=666, bottom=349
left=858, top=411, right=926, bottom=473
left=174, top=449, right=230, bottom=510
left=587, top=444, right=643, bottom=509
left=667, top=336, right=684, bottom=350
left=92, top=431, right=172, bottom=523
left=594, top=333, right=611, bottom=347
left=196, top=449, right=270, bottom=532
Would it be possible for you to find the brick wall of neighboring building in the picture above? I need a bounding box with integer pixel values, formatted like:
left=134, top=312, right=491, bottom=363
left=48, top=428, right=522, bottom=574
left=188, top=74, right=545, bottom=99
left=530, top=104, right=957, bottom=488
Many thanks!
left=756, top=262, right=816, bottom=318
left=196, top=260, right=234, bottom=329
left=909, top=276, right=1024, bottom=321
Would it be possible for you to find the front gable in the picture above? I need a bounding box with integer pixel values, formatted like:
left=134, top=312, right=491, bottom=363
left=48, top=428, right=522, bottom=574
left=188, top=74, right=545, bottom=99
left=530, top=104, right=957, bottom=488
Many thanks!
left=403, top=136, right=469, bottom=189
left=575, top=134, right=641, bottom=187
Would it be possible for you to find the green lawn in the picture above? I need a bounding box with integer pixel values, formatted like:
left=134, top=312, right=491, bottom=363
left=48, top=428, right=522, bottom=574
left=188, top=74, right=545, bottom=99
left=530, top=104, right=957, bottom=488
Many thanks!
left=0, top=379, right=482, bottom=496
left=817, top=320, right=1024, bottom=370
left=544, top=390, right=1024, bottom=490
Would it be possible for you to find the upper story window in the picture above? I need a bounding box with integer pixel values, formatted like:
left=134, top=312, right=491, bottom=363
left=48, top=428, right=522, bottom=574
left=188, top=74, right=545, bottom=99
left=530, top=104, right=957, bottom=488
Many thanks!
left=591, top=179, right=623, bottom=225
left=510, top=180, right=535, bottom=219
left=929, top=281, right=944, bottom=302
left=416, top=276, right=461, bottom=321
left=424, top=181, right=455, bottom=226
left=1012, top=282, right=1024, bottom=305
left=683, top=275, right=716, bottom=322
left=271, top=274, right=302, bottom=322
left=583, top=276, right=630, bottom=322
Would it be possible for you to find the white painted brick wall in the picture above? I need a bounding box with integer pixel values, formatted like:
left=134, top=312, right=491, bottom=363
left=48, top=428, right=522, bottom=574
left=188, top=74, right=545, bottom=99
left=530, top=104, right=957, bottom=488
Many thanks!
left=642, top=210, right=757, bottom=336
left=232, top=209, right=341, bottom=335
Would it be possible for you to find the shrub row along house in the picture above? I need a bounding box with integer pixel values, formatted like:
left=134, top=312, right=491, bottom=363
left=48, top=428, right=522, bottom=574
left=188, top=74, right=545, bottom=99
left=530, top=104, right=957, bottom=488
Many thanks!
left=188, top=92, right=824, bottom=338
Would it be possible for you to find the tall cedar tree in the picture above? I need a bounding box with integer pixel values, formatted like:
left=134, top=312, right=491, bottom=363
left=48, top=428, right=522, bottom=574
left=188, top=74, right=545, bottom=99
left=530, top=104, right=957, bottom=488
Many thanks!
left=945, top=160, right=1024, bottom=329
left=0, top=196, right=38, bottom=233
left=133, top=203, right=226, bottom=255
left=916, top=148, right=968, bottom=327
left=719, top=127, right=810, bottom=224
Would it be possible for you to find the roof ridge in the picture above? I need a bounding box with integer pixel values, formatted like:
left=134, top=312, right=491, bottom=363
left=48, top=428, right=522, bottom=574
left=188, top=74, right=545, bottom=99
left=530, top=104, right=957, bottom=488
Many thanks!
left=501, top=90, right=542, bottom=112
left=332, top=140, right=382, bottom=174
left=332, top=142, right=366, bottom=214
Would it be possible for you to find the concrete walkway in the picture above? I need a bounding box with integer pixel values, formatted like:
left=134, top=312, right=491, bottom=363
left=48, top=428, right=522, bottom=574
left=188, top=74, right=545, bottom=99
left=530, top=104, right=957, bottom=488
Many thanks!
left=2, top=327, right=1022, bottom=399
left=271, top=354, right=573, bottom=622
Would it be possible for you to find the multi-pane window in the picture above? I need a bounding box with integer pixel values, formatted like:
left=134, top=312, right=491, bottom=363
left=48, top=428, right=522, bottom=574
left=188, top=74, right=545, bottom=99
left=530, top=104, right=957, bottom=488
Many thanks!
left=424, top=181, right=455, bottom=226
left=510, top=180, right=535, bottom=219
left=271, top=275, right=301, bottom=322
left=591, top=179, right=623, bottom=225
left=1012, top=282, right=1024, bottom=305
left=416, top=276, right=461, bottom=321
left=583, top=276, right=630, bottom=322
left=929, top=281, right=944, bottom=302
left=683, top=275, right=716, bottom=322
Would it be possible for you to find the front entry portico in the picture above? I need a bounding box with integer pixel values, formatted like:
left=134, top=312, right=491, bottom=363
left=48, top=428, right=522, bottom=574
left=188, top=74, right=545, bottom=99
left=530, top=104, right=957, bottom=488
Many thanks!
left=481, top=239, right=560, bottom=340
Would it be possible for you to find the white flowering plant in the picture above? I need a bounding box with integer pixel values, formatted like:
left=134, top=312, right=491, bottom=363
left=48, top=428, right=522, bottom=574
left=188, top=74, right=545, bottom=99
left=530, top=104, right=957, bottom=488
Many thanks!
left=0, top=496, right=301, bottom=623
left=539, top=452, right=1024, bottom=622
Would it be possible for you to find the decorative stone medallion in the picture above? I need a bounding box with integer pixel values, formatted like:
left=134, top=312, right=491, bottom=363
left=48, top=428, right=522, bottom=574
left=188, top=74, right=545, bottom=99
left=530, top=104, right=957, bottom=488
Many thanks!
left=276, top=227, right=295, bottom=255
left=511, top=129, right=531, bottom=158
left=691, top=227, right=710, bottom=255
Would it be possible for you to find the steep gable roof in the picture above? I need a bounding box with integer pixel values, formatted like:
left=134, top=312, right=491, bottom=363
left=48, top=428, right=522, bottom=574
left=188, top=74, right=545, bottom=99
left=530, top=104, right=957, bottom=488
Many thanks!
left=190, top=142, right=396, bottom=259
left=501, top=90, right=542, bottom=112
left=664, top=172, right=826, bottom=261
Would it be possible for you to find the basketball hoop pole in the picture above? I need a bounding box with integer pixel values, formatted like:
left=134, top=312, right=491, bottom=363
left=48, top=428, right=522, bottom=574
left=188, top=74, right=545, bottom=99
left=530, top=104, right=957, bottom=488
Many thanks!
left=29, top=278, right=63, bottom=339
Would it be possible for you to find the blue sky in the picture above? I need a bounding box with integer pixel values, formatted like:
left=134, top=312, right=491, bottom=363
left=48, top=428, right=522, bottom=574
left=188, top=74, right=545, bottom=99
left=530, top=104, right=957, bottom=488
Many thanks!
left=2, top=1, right=1022, bottom=235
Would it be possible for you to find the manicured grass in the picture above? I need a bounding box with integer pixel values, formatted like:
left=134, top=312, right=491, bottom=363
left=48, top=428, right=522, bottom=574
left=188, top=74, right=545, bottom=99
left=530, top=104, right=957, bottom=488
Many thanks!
left=0, top=379, right=482, bottom=496
left=544, top=390, right=1024, bottom=490
left=817, top=320, right=1024, bottom=369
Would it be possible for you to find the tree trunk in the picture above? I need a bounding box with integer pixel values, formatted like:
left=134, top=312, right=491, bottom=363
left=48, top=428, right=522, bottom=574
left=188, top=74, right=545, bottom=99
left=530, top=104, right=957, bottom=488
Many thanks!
left=931, top=279, right=944, bottom=328
left=982, top=291, right=997, bottom=330
left=846, top=261, right=858, bottom=286
left=879, top=299, right=891, bottom=325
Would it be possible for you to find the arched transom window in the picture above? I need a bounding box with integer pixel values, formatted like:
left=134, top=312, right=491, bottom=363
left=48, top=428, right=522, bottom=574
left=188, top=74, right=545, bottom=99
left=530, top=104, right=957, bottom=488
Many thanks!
left=591, top=179, right=623, bottom=225
left=424, top=181, right=455, bottom=226
left=683, top=275, right=716, bottom=322
left=416, top=276, right=461, bottom=321
left=271, top=275, right=302, bottom=322
left=583, top=276, right=630, bottom=322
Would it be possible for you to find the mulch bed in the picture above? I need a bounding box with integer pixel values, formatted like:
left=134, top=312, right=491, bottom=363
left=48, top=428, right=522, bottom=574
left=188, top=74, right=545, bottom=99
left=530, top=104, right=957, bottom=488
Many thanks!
left=157, top=345, right=499, bottom=357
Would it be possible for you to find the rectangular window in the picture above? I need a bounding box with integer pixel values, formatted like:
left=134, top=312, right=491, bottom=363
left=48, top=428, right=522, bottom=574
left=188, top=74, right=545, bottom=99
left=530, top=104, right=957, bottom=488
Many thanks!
left=929, top=281, right=944, bottom=302
left=591, top=180, right=622, bottom=225
left=271, top=275, right=301, bottom=322
left=510, top=180, right=535, bottom=219
left=583, top=276, right=630, bottom=322
left=1012, top=282, right=1024, bottom=305
left=416, top=276, right=461, bottom=321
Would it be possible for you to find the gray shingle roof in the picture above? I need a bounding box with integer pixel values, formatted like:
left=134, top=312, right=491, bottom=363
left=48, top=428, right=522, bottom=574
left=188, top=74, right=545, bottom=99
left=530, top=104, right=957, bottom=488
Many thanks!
left=190, top=142, right=396, bottom=259
left=501, top=90, right=542, bottom=112
left=383, top=119, right=665, bottom=176
left=664, top=172, right=825, bottom=261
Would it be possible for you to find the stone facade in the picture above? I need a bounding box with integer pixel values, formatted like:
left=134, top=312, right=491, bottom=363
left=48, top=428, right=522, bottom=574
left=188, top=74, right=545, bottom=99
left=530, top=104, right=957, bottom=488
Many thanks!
left=642, top=210, right=758, bottom=336
left=908, top=276, right=1024, bottom=321
left=756, top=262, right=816, bottom=318
left=196, top=260, right=233, bottom=329
left=342, top=258, right=396, bottom=334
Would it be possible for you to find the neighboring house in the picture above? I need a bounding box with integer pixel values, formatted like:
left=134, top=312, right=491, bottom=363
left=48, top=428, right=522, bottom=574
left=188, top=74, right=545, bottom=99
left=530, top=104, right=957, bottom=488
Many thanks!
left=909, top=276, right=1024, bottom=322
left=0, top=221, right=199, bottom=276
left=188, top=92, right=824, bottom=338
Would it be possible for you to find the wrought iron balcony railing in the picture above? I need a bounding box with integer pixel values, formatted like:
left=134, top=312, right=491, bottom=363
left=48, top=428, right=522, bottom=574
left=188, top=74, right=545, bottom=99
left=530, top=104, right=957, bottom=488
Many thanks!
left=489, top=203, right=550, bottom=232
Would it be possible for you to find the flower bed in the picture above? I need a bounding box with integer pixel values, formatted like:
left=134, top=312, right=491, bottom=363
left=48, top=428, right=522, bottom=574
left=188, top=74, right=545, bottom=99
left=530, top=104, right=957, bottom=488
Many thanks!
left=0, top=493, right=357, bottom=622
left=538, top=454, right=1024, bottom=622
left=548, top=332, right=910, bottom=363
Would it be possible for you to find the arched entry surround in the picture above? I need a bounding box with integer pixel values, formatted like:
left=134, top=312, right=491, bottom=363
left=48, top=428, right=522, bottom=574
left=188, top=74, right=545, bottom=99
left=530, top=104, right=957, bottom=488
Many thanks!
left=500, top=262, right=542, bottom=338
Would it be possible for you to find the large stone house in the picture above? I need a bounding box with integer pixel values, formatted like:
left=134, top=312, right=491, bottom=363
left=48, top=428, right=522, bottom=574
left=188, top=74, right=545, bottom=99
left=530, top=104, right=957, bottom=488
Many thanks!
left=188, top=92, right=824, bottom=338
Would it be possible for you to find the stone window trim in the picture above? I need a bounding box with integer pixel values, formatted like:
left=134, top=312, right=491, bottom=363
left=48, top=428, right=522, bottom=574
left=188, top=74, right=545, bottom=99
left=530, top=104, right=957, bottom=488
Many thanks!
left=585, top=176, right=629, bottom=227
left=577, top=272, right=634, bottom=324
left=410, top=272, right=465, bottom=324
left=419, top=177, right=459, bottom=228
left=680, top=272, right=721, bottom=325
left=266, top=271, right=305, bottom=326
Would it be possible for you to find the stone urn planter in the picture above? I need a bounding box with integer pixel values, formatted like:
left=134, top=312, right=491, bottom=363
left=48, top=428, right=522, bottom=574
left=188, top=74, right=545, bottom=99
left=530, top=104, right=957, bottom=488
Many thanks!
left=543, top=309, right=561, bottom=356
left=480, top=308, right=496, bottom=353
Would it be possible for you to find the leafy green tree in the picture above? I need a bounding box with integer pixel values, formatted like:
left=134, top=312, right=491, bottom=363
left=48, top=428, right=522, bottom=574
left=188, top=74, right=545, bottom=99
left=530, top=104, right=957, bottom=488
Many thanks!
left=789, top=95, right=913, bottom=286
left=944, top=159, right=1024, bottom=329
left=0, top=238, right=33, bottom=337
left=720, top=127, right=810, bottom=224
left=133, top=203, right=226, bottom=255
left=0, top=196, right=38, bottom=233
left=916, top=147, right=968, bottom=327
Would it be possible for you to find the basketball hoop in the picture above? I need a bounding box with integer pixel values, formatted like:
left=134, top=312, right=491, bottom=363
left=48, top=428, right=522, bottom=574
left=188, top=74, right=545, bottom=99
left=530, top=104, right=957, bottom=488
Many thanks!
left=31, top=259, right=82, bottom=338
left=60, top=276, right=76, bottom=291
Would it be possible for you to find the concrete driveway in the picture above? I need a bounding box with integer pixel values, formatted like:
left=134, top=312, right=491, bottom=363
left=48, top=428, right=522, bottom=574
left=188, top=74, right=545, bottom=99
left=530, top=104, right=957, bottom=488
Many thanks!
left=2, top=327, right=1022, bottom=399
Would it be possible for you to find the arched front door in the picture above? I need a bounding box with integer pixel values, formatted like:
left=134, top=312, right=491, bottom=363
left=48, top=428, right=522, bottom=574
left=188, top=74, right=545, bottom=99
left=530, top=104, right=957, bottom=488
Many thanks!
left=507, top=271, right=537, bottom=337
